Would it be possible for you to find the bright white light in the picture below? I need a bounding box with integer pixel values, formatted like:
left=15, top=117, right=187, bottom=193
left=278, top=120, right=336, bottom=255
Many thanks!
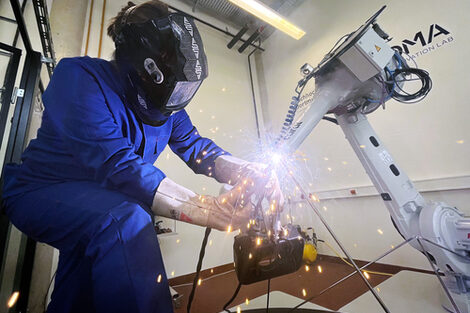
left=228, top=0, right=306, bottom=40
left=270, top=153, right=282, bottom=164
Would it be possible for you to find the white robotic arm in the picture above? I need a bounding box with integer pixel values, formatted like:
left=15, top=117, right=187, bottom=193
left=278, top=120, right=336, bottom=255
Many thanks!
left=277, top=6, right=470, bottom=312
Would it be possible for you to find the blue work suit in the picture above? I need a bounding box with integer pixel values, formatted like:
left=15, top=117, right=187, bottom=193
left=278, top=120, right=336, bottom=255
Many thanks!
left=2, top=56, right=227, bottom=313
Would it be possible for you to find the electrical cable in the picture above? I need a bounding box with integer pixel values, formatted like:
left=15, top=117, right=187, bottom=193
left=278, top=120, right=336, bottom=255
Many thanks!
left=187, top=227, right=212, bottom=313
left=223, top=282, right=242, bottom=313
left=388, top=67, right=432, bottom=104
left=318, top=239, right=393, bottom=277
left=266, top=279, right=271, bottom=313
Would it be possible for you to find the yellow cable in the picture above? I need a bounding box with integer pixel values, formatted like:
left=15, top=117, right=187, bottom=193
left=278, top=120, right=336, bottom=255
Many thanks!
left=321, top=240, right=393, bottom=277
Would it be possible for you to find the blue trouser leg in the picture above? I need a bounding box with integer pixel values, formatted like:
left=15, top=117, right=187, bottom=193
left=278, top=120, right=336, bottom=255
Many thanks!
left=4, top=181, right=173, bottom=313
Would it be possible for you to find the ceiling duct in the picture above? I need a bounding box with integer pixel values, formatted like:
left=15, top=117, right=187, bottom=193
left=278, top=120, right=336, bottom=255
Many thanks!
left=180, top=0, right=304, bottom=42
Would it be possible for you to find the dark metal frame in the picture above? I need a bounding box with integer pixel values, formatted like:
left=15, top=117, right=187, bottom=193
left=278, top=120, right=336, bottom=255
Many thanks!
left=0, top=48, right=42, bottom=313
left=0, top=0, right=45, bottom=311
left=0, top=42, right=21, bottom=149
left=32, top=0, right=56, bottom=77
left=0, top=41, right=22, bottom=291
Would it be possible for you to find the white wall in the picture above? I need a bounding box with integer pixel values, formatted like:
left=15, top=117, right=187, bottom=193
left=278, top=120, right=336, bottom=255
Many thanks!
left=84, top=0, right=259, bottom=277
left=257, top=0, right=470, bottom=269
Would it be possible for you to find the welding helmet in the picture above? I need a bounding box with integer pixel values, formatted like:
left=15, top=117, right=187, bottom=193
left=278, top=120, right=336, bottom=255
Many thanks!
left=116, top=13, right=208, bottom=125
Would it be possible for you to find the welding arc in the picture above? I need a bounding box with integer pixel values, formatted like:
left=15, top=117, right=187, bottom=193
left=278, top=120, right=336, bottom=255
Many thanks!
left=187, top=227, right=212, bottom=313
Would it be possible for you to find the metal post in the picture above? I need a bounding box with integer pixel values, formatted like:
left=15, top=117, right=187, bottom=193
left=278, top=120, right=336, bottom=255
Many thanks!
left=0, top=42, right=22, bottom=290
left=2, top=51, right=42, bottom=313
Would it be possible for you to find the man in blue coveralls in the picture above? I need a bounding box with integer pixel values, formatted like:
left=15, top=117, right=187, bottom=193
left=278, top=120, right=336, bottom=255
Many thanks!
left=2, top=1, right=282, bottom=312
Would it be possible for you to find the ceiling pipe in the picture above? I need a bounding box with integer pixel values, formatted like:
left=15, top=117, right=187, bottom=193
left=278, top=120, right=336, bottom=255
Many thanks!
left=84, top=0, right=95, bottom=56
left=168, top=5, right=264, bottom=52
left=97, top=0, right=106, bottom=58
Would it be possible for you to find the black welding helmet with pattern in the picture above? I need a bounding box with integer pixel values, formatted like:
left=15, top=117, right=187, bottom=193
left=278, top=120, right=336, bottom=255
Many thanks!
left=116, top=12, right=208, bottom=125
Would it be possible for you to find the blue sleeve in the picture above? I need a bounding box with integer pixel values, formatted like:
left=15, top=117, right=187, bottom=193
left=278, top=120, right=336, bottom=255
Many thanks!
left=43, top=58, right=165, bottom=206
left=169, top=110, right=230, bottom=177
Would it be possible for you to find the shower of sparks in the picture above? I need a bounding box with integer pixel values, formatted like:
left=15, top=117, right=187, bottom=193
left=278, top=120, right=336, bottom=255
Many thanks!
left=198, top=278, right=202, bottom=285
left=317, top=265, right=323, bottom=273
left=7, top=292, right=19, bottom=308
left=302, top=289, right=307, bottom=297
left=245, top=298, right=250, bottom=305
left=363, top=271, right=370, bottom=279
left=157, top=274, right=162, bottom=283
left=377, top=229, right=384, bottom=235
left=305, top=265, right=310, bottom=272
left=179, top=125, right=334, bottom=255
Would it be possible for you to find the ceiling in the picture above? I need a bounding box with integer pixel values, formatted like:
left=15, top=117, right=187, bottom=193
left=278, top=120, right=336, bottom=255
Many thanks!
left=179, top=0, right=305, bottom=42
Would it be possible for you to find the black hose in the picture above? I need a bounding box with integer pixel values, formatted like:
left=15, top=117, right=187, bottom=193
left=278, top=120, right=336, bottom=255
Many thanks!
left=187, top=227, right=212, bottom=313
left=266, top=279, right=271, bottom=313
left=223, top=282, right=242, bottom=313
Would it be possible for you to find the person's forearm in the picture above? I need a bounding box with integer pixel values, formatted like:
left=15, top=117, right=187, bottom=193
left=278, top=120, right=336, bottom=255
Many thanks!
left=213, top=155, right=248, bottom=185
left=151, top=177, right=252, bottom=231
left=152, top=178, right=209, bottom=227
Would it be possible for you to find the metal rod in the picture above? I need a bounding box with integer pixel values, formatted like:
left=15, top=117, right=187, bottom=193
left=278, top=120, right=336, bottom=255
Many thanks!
left=0, top=15, right=16, bottom=23
left=248, top=46, right=261, bottom=139
left=416, top=238, right=461, bottom=313
left=12, top=0, right=27, bottom=47
left=239, top=28, right=262, bottom=53
left=10, top=0, right=33, bottom=52
left=227, top=25, right=248, bottom=49
left=84, top=0, right=95, bottom=55
left=192, top=0, right=199, bottom=12
left=288, top=237, right=414, bottom=312
left=167, top=5, right=264, bottom=52
left=284, top=165, right=390, bottom=313
left=97, top=0, right=106, bottom=58
left=420, top=237, right=470, bottom=261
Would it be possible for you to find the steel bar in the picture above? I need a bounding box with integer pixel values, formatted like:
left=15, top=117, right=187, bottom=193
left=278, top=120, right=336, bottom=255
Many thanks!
left=10, top=0, right=33, bottom=52
left=0, top=15, right=16, bottom=23
left=417, top=238, right=461, bottom=313
left=284, top=164, right=390, bottom=312
left=32, top=0, right=56, bottom=77
left=288, top=237, right=414, bottom=312
left=248, top=45, right=261, bottom=139
left=420, top=237, right=470, bottom=261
